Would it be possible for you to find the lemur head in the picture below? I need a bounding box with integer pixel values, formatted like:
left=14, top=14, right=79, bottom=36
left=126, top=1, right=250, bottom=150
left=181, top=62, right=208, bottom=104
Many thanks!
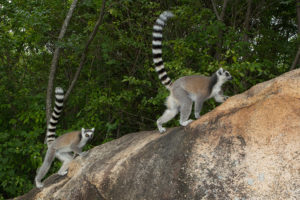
left=216, top=68, right=232, bottom=83
left=81, top=128, right=95, bottom=140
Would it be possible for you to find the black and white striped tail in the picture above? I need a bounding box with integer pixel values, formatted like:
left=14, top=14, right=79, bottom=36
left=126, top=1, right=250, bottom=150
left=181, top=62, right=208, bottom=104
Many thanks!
left=152, top=11, right=174, bottom=89
left=46, top=87, right=64, bottom=146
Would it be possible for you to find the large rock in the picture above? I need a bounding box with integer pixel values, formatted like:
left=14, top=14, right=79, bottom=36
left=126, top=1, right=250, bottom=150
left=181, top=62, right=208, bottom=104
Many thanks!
left=17, top=70, right=300, bottom=200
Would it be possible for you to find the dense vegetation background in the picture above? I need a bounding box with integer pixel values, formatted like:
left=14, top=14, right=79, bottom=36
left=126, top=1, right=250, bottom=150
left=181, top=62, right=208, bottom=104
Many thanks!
left=0, top=0, right=298, bottom=198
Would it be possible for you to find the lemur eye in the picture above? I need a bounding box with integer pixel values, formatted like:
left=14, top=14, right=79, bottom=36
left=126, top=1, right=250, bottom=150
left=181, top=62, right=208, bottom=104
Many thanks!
left=225, top=72, right=229, bottom=76
left=85, top=133, right=89, bottom=137
left=218, top=71, right=222, bottom=75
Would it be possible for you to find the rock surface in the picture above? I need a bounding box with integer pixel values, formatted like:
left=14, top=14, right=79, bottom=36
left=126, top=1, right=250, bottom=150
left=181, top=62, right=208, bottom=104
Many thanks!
left=17, top=70, right=300, bottom=200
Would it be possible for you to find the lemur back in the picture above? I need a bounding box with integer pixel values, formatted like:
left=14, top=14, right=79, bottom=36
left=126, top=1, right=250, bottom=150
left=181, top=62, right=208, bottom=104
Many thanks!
left=52, top=131, right=80, bottom=149
left=172, top=74, right=218, bottom=99
left=152, top=11, right=233, bottom=133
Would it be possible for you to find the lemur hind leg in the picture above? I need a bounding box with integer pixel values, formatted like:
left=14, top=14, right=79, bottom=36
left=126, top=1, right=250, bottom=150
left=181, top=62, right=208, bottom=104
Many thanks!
left=157, top=95, right=179, bottom=133
left=179, top=102, right=193, bottom=126
left=173, top=88, right=193, bottom=126
left=194, top=97, right=204, bottom=119
left=56, top=152, right=73, bottom=176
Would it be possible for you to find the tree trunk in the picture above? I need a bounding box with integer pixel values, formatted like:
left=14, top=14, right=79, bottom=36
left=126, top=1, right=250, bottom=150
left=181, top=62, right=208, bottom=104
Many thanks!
left=298, top=0, right=300, bottom=34
left=64, top=0, right=107, bottom=102
left=290, top=1, right=300, bottom=70
left=211, top=0, right=230, bottom=60
left=220, top=0, right=229, bottom=21
left=243, top=0, right=252, bottom=42
left=45, top=0, right=79, bottom=126
left=290, top=47, right=300, bottom=70
left=211, top=0, right=221, bottom=21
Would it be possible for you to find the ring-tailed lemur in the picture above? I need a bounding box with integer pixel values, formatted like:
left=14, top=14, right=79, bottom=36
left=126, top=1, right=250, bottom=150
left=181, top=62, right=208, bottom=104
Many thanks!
left=35, top=87, right=95, bottom=188
left=152, top=11, right=233, bottom=133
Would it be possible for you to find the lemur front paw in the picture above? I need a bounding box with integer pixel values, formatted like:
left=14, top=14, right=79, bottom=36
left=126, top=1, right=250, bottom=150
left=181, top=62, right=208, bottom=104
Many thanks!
left=224, top=96, right=229, bottom=101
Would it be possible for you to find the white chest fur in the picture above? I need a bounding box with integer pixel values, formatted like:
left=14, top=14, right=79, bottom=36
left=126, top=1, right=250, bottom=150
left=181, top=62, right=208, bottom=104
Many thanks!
left=78, top=137, right=89, bottom=149
left=209, top=81, right=223, bottom=99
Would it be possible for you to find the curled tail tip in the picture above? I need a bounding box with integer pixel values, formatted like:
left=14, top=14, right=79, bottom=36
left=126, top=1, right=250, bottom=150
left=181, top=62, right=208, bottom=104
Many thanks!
left=154, top=11, right=174, bottom=27
left=55, top=87, right=64, bottom=95
left=162, top=11, right=174, bottom=18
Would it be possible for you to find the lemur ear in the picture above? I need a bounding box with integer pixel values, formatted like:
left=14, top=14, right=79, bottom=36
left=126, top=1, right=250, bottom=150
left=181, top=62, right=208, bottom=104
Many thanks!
left=91, top=128, right=95, bottom=132
left=217, top=68, right=224, bottom=75
left=81, top=128, right=85, bottom=133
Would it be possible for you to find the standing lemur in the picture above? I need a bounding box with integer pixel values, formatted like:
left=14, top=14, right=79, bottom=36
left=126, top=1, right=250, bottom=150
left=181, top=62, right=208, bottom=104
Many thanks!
left=35, top=87, right=95, bottom=188
left=152, top=11, right=233, bottom=133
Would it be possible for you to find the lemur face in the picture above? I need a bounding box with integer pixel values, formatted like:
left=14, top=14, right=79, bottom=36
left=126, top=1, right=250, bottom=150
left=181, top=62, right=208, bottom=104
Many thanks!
left=81, top=128, right=94, bottom=140
left=217, top=68, right=233, bottom=82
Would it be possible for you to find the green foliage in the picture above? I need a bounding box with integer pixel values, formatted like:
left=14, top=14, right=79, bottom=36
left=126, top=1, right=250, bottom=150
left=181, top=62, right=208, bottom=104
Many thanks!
left=0, top=129, right=44, bottom=197
left=0, top=0, right=298, bottom=198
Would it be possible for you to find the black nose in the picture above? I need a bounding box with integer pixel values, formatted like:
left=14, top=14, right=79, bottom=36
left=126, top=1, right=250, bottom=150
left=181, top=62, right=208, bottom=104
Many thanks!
left=229, top=76, right=233, bottom=80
